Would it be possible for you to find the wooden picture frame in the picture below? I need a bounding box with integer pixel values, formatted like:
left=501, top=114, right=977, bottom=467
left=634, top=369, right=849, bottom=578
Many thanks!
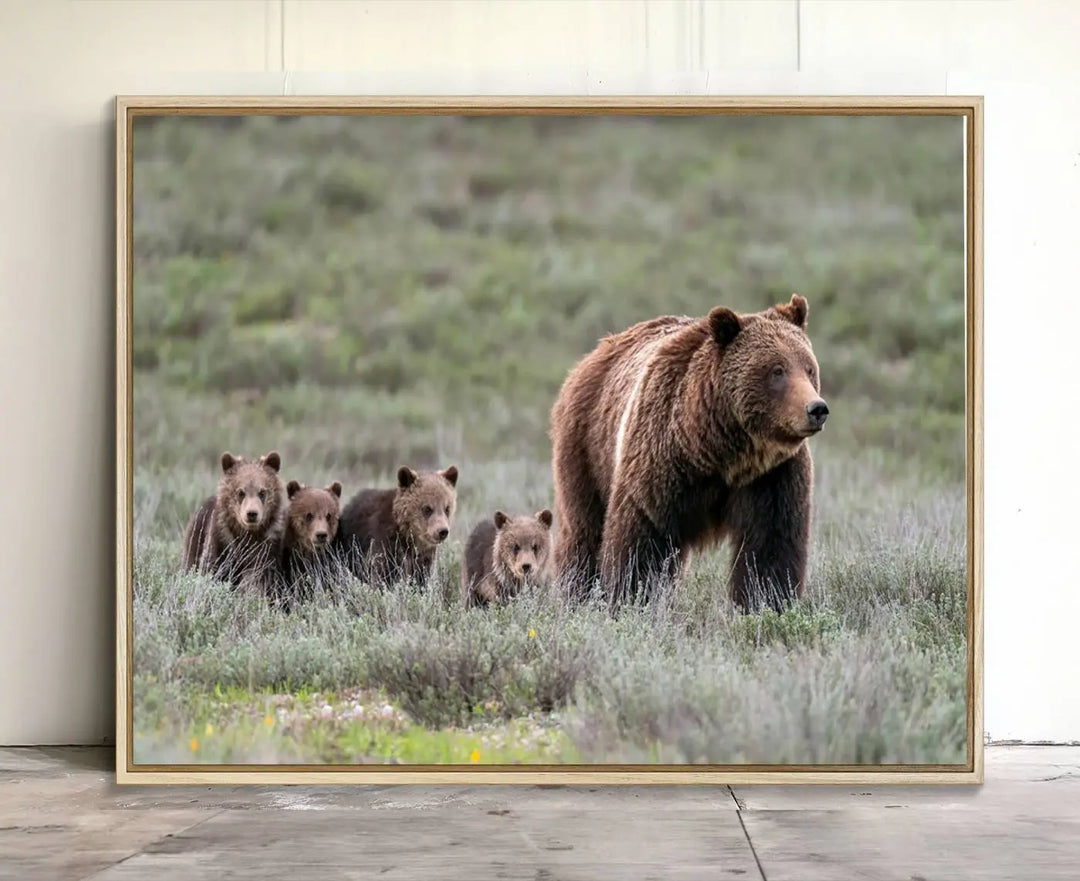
left=116, top=95, right=983, bottom=784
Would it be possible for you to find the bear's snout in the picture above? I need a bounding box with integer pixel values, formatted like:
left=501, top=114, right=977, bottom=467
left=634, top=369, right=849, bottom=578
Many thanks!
left=435, top=527, right=450, bottom=542
left=245, top=509, right=260, bottom=524
left=805, top=399, right=829, bottom=430
left=521, top=562, right=533, bottom=575
left=314, top=530, right=329, bottom=544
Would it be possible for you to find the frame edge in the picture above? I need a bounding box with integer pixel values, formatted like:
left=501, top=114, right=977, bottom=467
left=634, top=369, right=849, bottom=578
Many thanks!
left=115, top=96, right=132, bottom=781
left=970, top=94, right=986, bottom=785
left=114, top=95, right=986, bottom=785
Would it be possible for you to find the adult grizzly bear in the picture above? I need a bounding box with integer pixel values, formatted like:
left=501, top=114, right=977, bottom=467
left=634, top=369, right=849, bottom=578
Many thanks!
left=336, top=465, right=459, bottom=587
left=550, top=294, right=828, bottom=612
left=181, top=450, right=287, bottom=595
left=461, top=509, right=554, bottom=608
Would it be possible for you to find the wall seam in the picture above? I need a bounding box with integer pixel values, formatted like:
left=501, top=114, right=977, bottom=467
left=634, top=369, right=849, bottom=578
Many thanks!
left=796, top=0, right=802, bottom=71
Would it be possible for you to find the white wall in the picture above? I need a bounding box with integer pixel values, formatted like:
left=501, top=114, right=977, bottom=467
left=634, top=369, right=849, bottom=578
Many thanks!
left=0, top=0, right=1076, bottom=746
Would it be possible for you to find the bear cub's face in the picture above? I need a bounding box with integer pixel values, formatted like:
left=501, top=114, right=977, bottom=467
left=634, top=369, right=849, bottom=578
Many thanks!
left=709, top=294, right=829, bottom=446
left=218, top=451, right=284, bottom=534
left=394, top=465, right=459, bottom=549
left=286, top=480, right=343, bottom=552
left=494, top=509, right=554, bottom=585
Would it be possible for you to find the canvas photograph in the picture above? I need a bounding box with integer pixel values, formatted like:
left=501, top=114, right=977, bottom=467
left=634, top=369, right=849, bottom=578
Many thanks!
left=120, top=100, right=978, bottom=775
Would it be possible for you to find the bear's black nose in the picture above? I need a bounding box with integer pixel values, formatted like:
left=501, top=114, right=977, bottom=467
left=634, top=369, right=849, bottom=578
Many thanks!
left=245, top=510, right=259, bottom=523
left=315, top=531, right=328, bottom=543
left=436, top=527, right=449, bottom=541
left=521, top=562, right=532, bottom=574
left=806, top=400, right=829, bottom=427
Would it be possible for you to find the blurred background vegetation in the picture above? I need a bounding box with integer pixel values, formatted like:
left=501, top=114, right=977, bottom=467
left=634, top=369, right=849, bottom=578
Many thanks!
left=133, top=113, right=965, bottom=486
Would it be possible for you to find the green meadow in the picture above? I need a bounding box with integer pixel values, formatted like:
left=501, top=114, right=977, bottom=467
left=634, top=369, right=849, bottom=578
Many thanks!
left=131, top=113, right=967, bottom=765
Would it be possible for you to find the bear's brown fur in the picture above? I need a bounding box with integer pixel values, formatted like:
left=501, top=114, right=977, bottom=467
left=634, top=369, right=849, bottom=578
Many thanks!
left=273, top=480, right=344, bottom=609
left=335, top=465, right=459, bottom=587
left=550, top=294, right=828, bottom=612
left=461, top=509, right=554, bottom=608
left=181, top=451, right=287, bottom=594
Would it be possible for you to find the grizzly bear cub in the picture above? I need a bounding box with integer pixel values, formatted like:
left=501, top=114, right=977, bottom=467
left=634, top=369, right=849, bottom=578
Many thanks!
left=335, top=465, right=459, bottom=587
left=273, top=480, right=344, bottom=610
left=461, top=509, right=554, bottom=608
left=181, top=450, right=287, bottom=594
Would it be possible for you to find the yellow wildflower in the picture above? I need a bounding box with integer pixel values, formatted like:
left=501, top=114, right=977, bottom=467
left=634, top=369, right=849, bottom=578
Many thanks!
left=469, top=749, right=481, bottom=763
left=528, top=628, right=536, bottom=639
left=204, top=723, right=214, bottom=736
left=189, top=737, right=199, bottom=752
left=263, top=714, right=274, bottom=727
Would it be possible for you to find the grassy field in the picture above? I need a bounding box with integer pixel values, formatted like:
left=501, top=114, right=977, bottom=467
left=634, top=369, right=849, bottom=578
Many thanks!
left=131, top=113, right=968, bottom=765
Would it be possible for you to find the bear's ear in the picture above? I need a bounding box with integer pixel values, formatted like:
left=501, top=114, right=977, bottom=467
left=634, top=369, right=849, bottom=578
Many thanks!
left=397, top=467, right=418, bottom=489
left=441, top=465, right=459, bottom=487
left=536, top=509, right=554, bottom=529
left=493, top=510, right=509, bottom=530
left=286, top=480, right=302, bottom=499
left=775, top=293, right=808, bottom=329
left=708, top=306, right=742, bottom=347
left=262, top=451, right=282, bottom=472
left=221, top=452, right=239, bottom=472
left=327, top=481, right=342, bottom=498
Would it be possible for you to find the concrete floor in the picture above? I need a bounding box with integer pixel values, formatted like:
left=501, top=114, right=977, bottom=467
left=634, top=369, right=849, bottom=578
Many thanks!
left=1, top=746, right=1077, bottom=880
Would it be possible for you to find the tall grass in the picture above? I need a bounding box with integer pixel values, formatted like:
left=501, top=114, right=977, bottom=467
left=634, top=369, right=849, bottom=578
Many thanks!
left=133, top=443, right=966, bottom=764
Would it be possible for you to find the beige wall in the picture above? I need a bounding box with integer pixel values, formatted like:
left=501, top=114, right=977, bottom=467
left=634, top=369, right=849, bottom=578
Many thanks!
left=1, top=0, right=1077, bottom=745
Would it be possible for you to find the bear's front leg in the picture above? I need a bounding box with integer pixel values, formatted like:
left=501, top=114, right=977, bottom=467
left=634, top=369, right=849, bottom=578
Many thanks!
left=599, top=491, right=681, bottom=609
left=472, top=574, right=499, bottom=607
left=402, top=546, right=435, bottom=588
left=724, top=444, right=813, bottom=613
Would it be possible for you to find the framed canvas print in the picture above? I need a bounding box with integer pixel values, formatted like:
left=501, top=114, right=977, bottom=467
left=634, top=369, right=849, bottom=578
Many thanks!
left=116, top=96, right=983, bottom=784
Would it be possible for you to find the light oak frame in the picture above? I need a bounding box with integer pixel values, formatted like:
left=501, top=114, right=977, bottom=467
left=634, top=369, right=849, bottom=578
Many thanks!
left=116, top=95, right=984, bottom=785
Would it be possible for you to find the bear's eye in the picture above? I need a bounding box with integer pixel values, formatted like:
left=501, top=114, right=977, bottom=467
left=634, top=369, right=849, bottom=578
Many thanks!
left=444, top=505, right=451, bottom=516
left=513, top=544, right=521, bottom=555
left=532, top=543, right=540, bottom=554
left=771, top=365, right=785, bottom=378
left=258, top=489, right=267, bottom=501
left=422, top=505, right=434, bottom=517
left=305, top=512, right=314, bottom=523
left=236, top=490, right=245, bottom=501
